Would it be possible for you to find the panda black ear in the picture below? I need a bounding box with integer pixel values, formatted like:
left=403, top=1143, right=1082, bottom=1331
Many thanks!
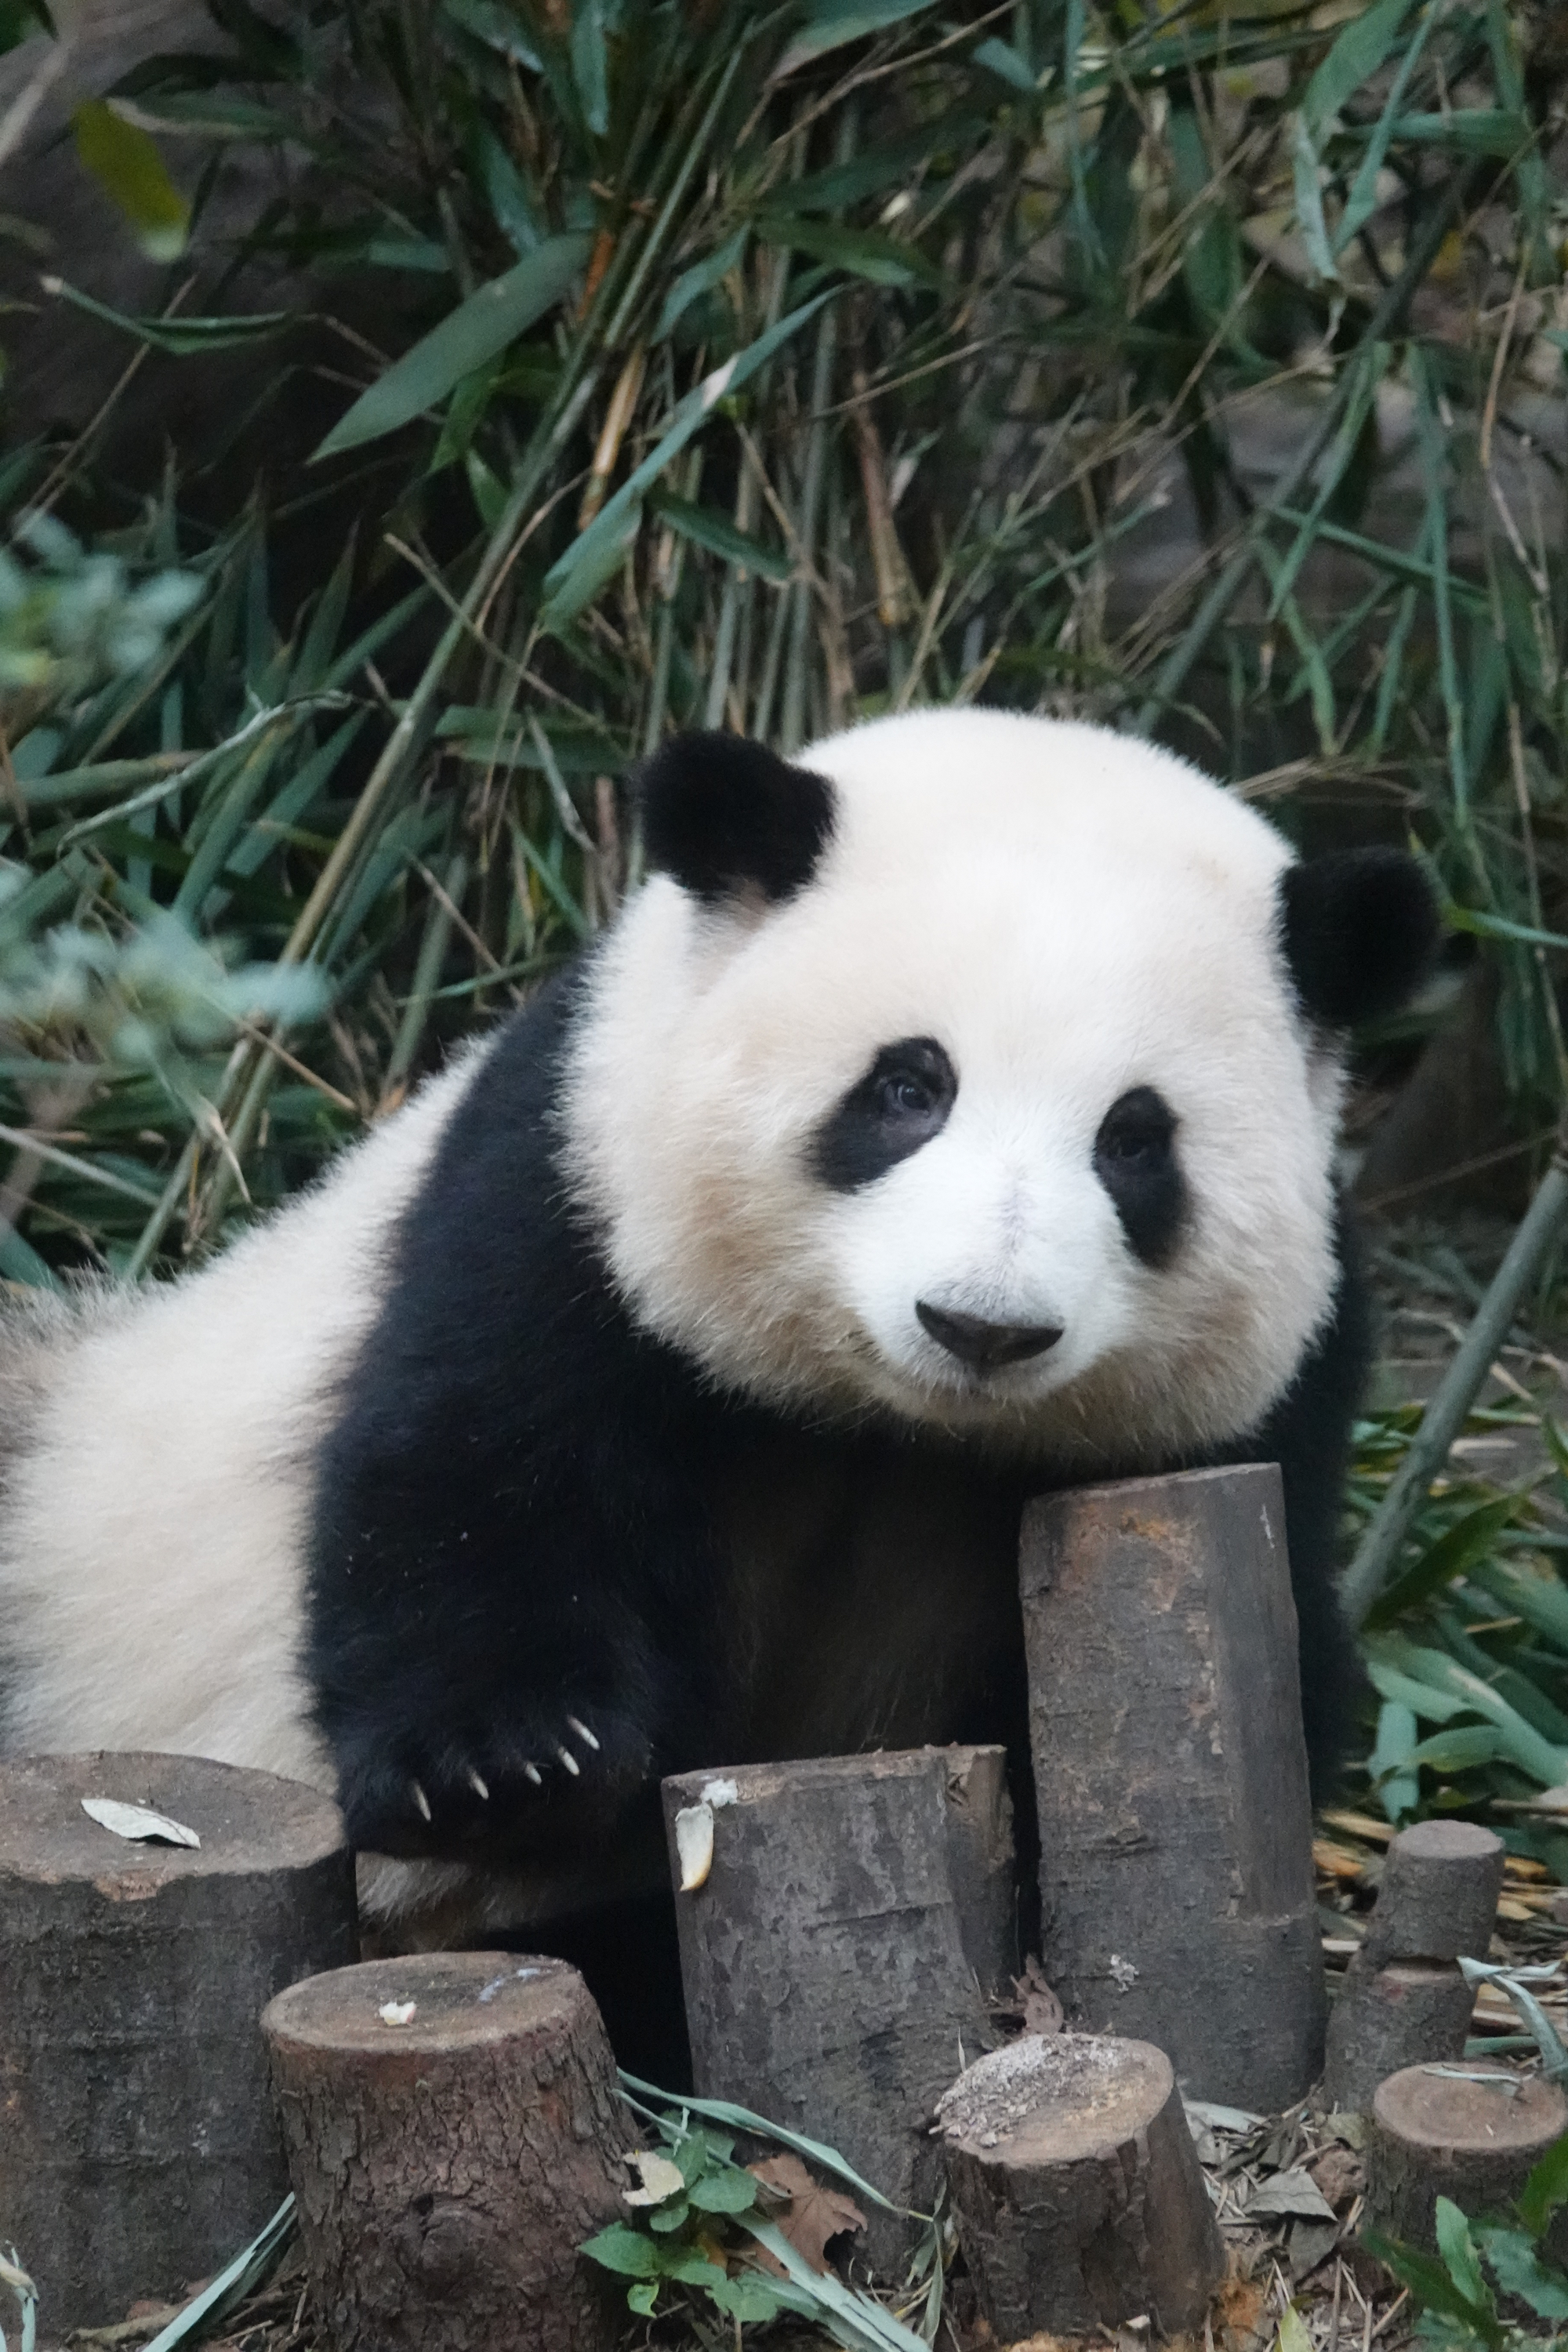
left=1279, top=847, right=1441, bottom=1028
left=635, top=731, right=837, bottom=905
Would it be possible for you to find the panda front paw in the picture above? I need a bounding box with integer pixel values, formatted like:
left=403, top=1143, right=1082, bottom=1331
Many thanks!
left=336, top=1705, right=653, bottom=1860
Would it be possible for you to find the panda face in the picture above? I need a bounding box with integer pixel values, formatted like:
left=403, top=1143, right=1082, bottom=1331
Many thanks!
left=561, top=710, right=1433, bottom=1468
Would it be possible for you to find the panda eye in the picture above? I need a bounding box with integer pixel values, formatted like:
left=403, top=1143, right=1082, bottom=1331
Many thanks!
left=879, top=1070, right=938, bottom=1120
left=811, top=1036, right=956, bottom=1192
left=1094, top=1087, right=1175, bottom=1166
left=1093, top=1087, right=1185, bottom=1268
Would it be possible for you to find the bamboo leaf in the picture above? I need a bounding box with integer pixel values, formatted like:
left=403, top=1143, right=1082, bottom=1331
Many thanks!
left=1363, top=1494, right=1525, bottom=1631
left=776, top=0, right=942, bottom=75
left=648, top=489, right=791, bottom=582
left=72, top=100, right=190, bottom=260
left=42, top=278, right=292, bottom=355
left=758, top=212, right=941, bottom=289
left=1301, top=0, right=1414, bottom=139
left=655, top=226, right=750, bottom=341
left=312, top=234, right=592, bottom=460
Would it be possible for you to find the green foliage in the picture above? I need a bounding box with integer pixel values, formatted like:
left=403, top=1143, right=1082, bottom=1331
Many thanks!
left=1348, top=1396, right=1568, bottom=1839
left=586, top=2076, right=940, bottom=2346
left=582, top=2125, right=778, bottom=2326
left=0, top=0, right=1562, bottom=1308
left=1367, top=2151, right=1568, bottom=2352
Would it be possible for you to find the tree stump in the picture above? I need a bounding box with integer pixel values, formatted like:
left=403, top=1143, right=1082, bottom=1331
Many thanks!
left=938, top=1743, right=1019, bottom=2002
left=1366, top=2063, right=1568, bottom=2250
left=662, top=1750, right=993, bottom=2273
left=1021, top=1463, right=1325, bottom=2109
left=0, top=1751, right=356, bottom=2335
left=1325, top=1963, right=1479, bottom=2114
left=262, top=1951, right=630, bottom=2352
left=1360, top=1820, right=1506, bottom=1969
left=938, top=2034, right=1222, bottom=2339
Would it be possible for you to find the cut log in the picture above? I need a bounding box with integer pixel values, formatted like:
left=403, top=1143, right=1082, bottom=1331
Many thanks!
left=0, top=1751, right=356, bottom=2335
left=1021, top=1464, right=1325, bottom=2110
left=662, top=1750, right=993, bottom=2273
left=1359, top=1820, right=1505, bottom=1969
left=262, top=1951, right=629, bottom=2352
left=1366, top=2062, right=1568, bottom=2250
left=1324, top=1962, right=1477, bottom=2114
left=938, top=1743, right=1019, bottom=2002
left=938, top=2033, right=1222, bottom=2339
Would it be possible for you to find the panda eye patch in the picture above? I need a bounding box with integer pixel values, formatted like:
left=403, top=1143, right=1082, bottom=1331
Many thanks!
left=811, top=1037, right=956, bottom=1192
left=1094, top=1087, right=1185, bottom=1266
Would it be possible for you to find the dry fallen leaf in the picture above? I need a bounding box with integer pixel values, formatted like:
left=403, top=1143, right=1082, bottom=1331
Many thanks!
left=673, top=1801, right=714, bottom=1891
left=748, top=2153, right=866, bottom=2274
left=1016, top=1955, right=1064, bottom=2036
left=623, top=2150, right=686, bottom=2207
left=81, top=1796, right=201, bottom=1849
left=1308, top=2144, right=1365, bottom=2210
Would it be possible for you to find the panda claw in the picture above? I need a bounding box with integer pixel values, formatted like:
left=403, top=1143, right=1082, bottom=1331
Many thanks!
left=467, top=1767, right=490, bottom=1800
left=556, top=1743, right=581, bottom=1777
left=410, top=1778, right=432, bottom=1822
left=524, top=1762, right=543, bottom=1787
left=567, top=1715, right=600, bottom=1752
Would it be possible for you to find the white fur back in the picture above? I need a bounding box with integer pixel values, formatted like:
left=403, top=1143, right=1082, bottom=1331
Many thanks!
left=0, top=1054, right=478, bottom=1784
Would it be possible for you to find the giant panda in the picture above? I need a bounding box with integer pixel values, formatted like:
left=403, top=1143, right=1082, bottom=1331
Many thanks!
left=0, top=710, right=1436, bottom=1974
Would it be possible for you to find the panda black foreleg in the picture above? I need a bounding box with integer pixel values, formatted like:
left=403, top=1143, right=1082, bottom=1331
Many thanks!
left=308, top=1412, right=734, bottom=1867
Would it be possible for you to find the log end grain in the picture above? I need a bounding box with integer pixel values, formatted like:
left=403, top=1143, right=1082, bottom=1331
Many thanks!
left=1367, top=2062, right=1568, bottom=2251
left=263, top=1951, right=630, bottom=2352
left=938, top=2034, right=1222, bottom=2340
left=0, top=1751, right=356, bottom=2335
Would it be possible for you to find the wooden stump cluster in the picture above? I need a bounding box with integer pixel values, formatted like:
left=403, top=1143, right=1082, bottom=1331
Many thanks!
left=263, top=1951, right=630, bottom=2352
left=938, top=2033, right=1222, bottom=2340
left=1324, top=1821, right=1505, bottom=2113
left=1022, top=1464, right=1326, bottom=2110
left=5, top=1463, right=1332, bottom=2343
left=0, top=1751, right=356, bottom=2334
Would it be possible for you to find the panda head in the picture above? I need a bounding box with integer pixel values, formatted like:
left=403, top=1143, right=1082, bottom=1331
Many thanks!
left=561, top=712, right=1436, bottom=1465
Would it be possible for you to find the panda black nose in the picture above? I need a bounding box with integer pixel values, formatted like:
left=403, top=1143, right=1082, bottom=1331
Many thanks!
left=915, top=1302, right=1064, bottom=1370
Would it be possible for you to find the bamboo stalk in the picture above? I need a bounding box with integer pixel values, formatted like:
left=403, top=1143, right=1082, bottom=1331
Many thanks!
left=1341, top=1136, right=1568, bottom=1628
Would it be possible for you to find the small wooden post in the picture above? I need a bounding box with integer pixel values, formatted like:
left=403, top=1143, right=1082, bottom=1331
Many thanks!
left=1366, top=2062, right=1568, bottom=2250
left=1361, top=1820, right=1506, bottom=1969
left=1021, top=1464, right=1325, bottom=2110
left=1324, top=1965, right=1478, bottom=2114
left=662, top=1750, right=993, bottom=2272
left=938, top=2034, right=1222, bottom=2339
left=263, top=1952, right=630, bottom=2352
left=1324, top=1822, right=1505, bottom=2111
left=0, top=1751, right=356, bottom=2335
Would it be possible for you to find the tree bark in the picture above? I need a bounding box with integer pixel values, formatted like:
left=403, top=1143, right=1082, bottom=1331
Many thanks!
left=1366, top=2062, right=1568, bottom=2250
left=0, top=1750, right=356, bottom=2335
left=1021, top=1463, right=1325, bottom=2110
left=938, top=2033, right=1222, bottom=2339
left=662, top=1749, right=993, bottom=2274
left=262, top=1951, right=630, bottom=2352
left=1325, top=1962, right=1477, bottom=2114
left=938, top=1743, right=1019, bottom=2002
